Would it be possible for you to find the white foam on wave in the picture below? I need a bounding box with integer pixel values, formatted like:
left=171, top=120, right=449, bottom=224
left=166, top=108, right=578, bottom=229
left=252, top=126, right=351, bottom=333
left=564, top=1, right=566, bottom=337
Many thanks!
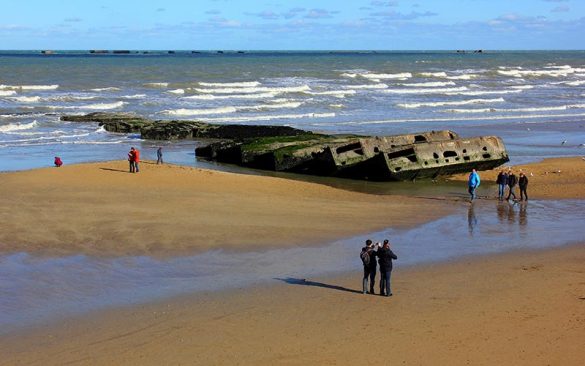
left=46, top=101, right=127, bottom=110
left=445, top=104, right=585, bottom=114
left=198, top=81, right=261, bottom=87
left=163, top=101, right=303, bottom=116
left=162, top=106, right=238, bottom=116
left=342, top=84, right=388, bottom=89
left=50, top=95, right=98, bottom=102
left=197, top=112, right=335, bottom=124
left=0, top=90, right=17, bottom=96
left=144, top=83, right=169, bottom=88
left=397, top=98, right=505, bottom=109
left=90, top=87, right=121, bottom=92
left=314, top=112, right=585, bottom=127
left=340, top=73, right=358, bottom=78
left=120, top=94, right=147, bottom=99
left=445, top=74, right=477, bottom=80
left=183, top=92, right=278, bottom=100
left=7, top=96, right=41, bottom=103
left=362, top=72, right=412, bottom=80
left=497, top=68, right=575, bottom=78
left=419, top=72, right=447, bottom=78
left=509, top=85, right=534, bottom=90
left=0, top=120, right=38, bottom=133
left=304, top=90, right=357, bottom=98
left=382, top=86, right=468, bottom=94
left=167, top=89, right=185, bottom=94
left=399, top=81, right=456, bottom=87
left=562, top=80, right=585, bottom=86
left=193, top=85, right=311, bottom=94
left=445, top=89, right=524, bottom=96
left=238, top=101, right=303, bottom=111
left=329, top=104, right=344, bottom=109
left=0, top=84, right=59, bottom=90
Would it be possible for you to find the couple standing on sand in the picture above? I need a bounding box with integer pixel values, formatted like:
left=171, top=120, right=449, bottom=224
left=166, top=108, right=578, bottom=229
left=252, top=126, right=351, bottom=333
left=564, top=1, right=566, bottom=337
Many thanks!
left=360, top=239, right=398, bottom=297
left=128, top=147, right=140, bottom=173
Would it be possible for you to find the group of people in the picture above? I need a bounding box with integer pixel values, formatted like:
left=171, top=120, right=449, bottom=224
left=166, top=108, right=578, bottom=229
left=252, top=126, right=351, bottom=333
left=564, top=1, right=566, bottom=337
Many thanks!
left=496, top=169, right=529, bottom=201
left=467, top=168, right=529, bottom=202
left=360, top=239, right=398, bottom=297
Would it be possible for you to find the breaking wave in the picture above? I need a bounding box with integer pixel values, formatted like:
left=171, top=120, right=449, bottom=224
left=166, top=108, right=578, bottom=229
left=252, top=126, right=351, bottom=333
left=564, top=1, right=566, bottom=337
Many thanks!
left=7, top=96, right=41, bottom=103
left=399, top=81, right=456, bottom=87
left=445, top=104, right=585, bottom=114
left=382, top=86, right=468, bottom=94
left=183, top=92, right=278, bottom=100
left=0, top=84, right=59, bottom=90
left=397, top=98, right=505, bottom=109
left=198, top=81, right=261, bottom=87
left=362, top=72, right=412, bottom=80
left=0, top=90, right=17, bottom=96
left=193, top=85, right=311, bottom=94
left=419, top=72, right=447, bottom=78
left=0, top=121, right=38, bottom=133
left=197, top=112, right=335, bottom=123
left=162, top=106, right=238, bottom=116
left=167, top=89, right=185, bottom=94
left=90, top=87, right=121, bottom=92
left=445, top=89, right=524, bottom=96
left=144, top=83, right=169, bottom=88
left=341, top=84, right=388, bottom=89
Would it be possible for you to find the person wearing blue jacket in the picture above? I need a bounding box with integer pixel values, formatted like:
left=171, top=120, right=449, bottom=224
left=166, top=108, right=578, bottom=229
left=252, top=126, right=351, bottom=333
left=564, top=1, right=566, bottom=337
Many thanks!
left=468, top=169, right=481, bottom=201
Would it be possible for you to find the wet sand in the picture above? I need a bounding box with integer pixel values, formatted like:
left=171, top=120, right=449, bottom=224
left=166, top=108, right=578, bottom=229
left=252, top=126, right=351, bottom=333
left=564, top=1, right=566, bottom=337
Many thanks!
left=0, top=160, right=450, bottom=256
left=2, top=244, right=584, bottom=365
left=448, top=156, right=585, bottom=199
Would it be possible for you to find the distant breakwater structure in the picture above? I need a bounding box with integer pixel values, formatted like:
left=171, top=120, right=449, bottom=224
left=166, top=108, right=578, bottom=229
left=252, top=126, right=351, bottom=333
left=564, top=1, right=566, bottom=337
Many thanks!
left=62, top=112, right=509, bottom=181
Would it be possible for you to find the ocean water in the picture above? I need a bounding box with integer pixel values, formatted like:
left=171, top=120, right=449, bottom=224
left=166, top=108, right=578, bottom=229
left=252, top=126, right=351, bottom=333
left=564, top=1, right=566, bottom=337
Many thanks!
left=1, top=51, right=585, bottom=171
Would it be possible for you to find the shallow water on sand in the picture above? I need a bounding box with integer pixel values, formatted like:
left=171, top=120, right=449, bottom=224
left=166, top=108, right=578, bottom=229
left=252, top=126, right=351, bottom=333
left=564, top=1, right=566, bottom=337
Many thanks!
left=1, top=199, right=584, bottom=334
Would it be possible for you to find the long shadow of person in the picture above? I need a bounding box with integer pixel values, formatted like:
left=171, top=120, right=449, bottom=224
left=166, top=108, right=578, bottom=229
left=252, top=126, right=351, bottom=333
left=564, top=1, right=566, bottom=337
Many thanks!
left=274, top=277, right=362, bottom=294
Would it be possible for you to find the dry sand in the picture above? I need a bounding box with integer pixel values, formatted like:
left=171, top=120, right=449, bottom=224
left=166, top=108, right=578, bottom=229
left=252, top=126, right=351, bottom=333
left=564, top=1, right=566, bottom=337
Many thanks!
left=448, top=156, right=585, bottom=199
left=0, top=160, right=450, bottom=256
left=2, top=244, right=583, bottom=365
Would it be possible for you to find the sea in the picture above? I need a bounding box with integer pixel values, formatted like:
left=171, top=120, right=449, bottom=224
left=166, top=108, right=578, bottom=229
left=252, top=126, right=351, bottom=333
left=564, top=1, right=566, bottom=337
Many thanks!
left=1, top=50, right=585, bottom=172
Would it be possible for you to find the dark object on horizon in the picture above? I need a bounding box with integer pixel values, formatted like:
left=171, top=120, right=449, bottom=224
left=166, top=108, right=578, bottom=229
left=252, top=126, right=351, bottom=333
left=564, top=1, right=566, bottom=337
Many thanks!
left=41, top=50, right=54, bottom=55
left=237, top=51, right=245, bottom=54
left=217, top=51, right=224, bottom=54
left=474, top=50, right=483, bottom=53
left=89, top=50, right=109, bottom=54
left=112, top=50, right=131, bottom=54
left=192, top=51, right=201, bottom=54
left=168, top=51, right=175, bottom=54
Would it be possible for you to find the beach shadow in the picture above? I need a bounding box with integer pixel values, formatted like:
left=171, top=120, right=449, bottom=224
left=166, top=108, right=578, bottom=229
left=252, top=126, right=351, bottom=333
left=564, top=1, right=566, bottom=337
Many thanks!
left=99, top=167, right=130, bottom=173
left=274, top=277, right=362, bottom=294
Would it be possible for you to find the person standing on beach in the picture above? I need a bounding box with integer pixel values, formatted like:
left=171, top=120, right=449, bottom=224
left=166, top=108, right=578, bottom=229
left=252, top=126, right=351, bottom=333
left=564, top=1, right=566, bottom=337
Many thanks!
left=496, top=169, right=508, bottom=200
left=377, top=240, right=398, bottom=297
left=519, top=172, right=529, bottom=201
left=156, top=147, right=163, bottom=165
left=507, top=170, right=518, bottom=201
left=128, top=148, right=136, bottom=173
left=360, top=240, right=378, bottom=295
left=468, top=169, right=481, bottom=201
left=54, top=156, right=63, bottom=167
left=134, top=147, right=140, bottom=173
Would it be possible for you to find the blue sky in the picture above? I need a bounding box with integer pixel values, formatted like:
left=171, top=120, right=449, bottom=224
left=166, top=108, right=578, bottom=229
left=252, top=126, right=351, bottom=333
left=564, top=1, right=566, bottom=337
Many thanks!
left=0, top=0, right=583, bottom=50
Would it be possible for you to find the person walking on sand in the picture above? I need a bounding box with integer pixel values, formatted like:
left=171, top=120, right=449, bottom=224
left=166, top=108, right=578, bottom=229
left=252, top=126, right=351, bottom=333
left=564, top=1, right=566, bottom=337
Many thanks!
left=496, top=169, right=508, bottom=200
left=128, top=147, right=136, bottom=173
left=507, top=170, right=518, bottom=201
left=468, top=168, right=481, bottom=201
left=54, top=156, right=63, bottom=167
left=156, top=147, right=163, bottom=165
left=519, top=172, right=529, bottom=201
left=377, top=240, right=398, bottom=297
left=360, top=240, right=378, bottom=295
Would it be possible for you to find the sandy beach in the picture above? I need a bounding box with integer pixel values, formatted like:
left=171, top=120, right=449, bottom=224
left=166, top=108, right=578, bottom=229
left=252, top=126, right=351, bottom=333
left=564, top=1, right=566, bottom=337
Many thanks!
left=448, top=157, right=585, bottom=199
left=1, top=157, right=584, bottom=365
left=2, top=244, right=583, bottom=365
left=0, top=160, right=451, bottom=256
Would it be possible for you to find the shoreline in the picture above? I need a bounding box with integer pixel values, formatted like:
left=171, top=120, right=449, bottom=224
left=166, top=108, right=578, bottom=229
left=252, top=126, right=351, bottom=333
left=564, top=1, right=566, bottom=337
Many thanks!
left=2, top=243, right=583, bottom=365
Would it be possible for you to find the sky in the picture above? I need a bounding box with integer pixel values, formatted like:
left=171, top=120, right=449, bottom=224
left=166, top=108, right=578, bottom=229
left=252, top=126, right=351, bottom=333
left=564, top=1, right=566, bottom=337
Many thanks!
left=0, top=0, right=583, bottom=50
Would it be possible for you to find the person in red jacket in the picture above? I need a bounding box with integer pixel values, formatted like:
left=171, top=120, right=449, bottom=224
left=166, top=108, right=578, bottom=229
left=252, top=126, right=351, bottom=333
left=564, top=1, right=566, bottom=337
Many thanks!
left=54, top=156, right=63, bottom=167
left=134, top=147, right=140, bottom=173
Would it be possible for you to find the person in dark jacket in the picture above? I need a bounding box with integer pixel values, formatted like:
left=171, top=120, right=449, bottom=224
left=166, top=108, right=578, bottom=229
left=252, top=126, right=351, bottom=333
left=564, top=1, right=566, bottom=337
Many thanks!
left=360, top=240, right=378, bottom=295
left=518, top=172, right=529, bottom=201
left=156, top=147, right=163, bottom=165
left=506, top=170, right=518, bottom=201
left=377, top=239, right=398, bottom=297
left=496, top=169, right=508, bottom=200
